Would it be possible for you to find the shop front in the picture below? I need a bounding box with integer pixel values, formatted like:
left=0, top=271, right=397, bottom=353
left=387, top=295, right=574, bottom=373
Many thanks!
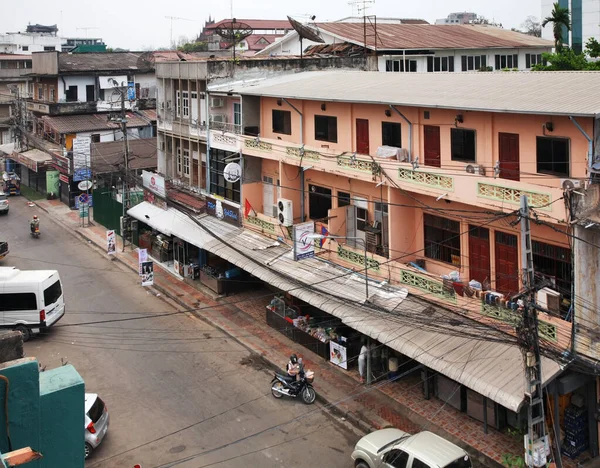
left=14, top=149, right=53, bottom=194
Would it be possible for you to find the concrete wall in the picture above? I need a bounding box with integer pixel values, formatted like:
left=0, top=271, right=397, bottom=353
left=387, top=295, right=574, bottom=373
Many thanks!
left=0, top=357, right=84, bottom=467
left=31, top=52, right=59, bottom=75
left=59, top=76, right=95, bottom=103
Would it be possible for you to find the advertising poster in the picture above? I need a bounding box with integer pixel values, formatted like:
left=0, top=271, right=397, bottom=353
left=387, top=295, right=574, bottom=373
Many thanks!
left=138, top=248, right=148, bottom=275
left=141, top=261, right=154, bottom=286
left=330, top=341, right=348, bottom=369
left=72, top=136, right=92, bottom=182
left=46, top=170, right=59, bottom=197
left=293, top=221, right=315, bottom=261
left=106, top=230, right=116, bottom=255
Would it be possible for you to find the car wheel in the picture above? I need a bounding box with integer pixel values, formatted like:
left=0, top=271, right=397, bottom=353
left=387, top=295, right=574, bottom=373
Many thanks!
left=355, top=461, right=370, bottom=468
left=15, top=325, right=31, bottom=342
left=85, top=442, right=93, bottom=459
left=271, top=380, right=285, bottom=398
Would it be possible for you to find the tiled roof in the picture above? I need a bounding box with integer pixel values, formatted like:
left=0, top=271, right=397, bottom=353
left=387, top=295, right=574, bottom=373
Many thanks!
left=91, top=138, right=157, bottom=174
left=316, top=23, right=553, bottom=50
left=42, top=112, right=151, bottom=134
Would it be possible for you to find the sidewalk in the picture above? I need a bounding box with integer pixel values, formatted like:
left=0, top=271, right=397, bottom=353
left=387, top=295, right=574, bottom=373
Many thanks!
left=37, top=198, right=566, bottom=468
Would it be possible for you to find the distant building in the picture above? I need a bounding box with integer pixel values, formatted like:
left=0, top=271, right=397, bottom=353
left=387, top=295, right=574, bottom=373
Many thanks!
left=0, top=54, right=32, bottom=145
left=436, top=12, right=478, bottom=25
left=541, top=0, right=600, bottom=53
left=62, top=37, right=106, bottom=53
left=259, top=21, right=553, bottom=72
left=0, top=24, right=63, bottom=54
left=198, top=18, right=292, bottom=55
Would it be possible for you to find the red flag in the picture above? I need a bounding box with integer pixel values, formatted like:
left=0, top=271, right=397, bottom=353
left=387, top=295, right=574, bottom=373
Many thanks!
left=244, top=199, right=256, bottom=218
left=320, top=226, right=329, bottom=247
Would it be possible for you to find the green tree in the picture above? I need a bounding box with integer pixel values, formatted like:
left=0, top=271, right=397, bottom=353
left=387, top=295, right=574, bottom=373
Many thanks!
left=177, top=41, right=208, bottom=53
left=586, top=37, right=600, bottom=58
left=542, top=2, right=571, bottom=51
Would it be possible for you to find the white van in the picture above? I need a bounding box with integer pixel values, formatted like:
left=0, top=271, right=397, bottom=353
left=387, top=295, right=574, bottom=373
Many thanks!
left=0, top=267, right=65, bottom=341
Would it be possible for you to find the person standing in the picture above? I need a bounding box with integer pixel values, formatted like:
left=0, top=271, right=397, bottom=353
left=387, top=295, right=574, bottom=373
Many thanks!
left=358, top=339, right=368, bottom=383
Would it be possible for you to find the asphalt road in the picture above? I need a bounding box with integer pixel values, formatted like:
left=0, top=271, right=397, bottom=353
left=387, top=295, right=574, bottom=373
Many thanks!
left=1, top=196, right=361, bottom=467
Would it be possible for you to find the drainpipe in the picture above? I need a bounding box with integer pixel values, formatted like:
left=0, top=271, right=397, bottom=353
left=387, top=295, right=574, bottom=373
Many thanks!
left=569, top=116, right=593, bottom=172
left=282, top=98, right=305, bottom=222
left=389, top=105, right=412, bottom=162
left=205, top=90, right=211, bottom=192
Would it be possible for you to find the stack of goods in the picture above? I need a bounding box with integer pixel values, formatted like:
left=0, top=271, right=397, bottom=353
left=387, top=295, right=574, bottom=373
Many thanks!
left=563, top=404, right=588, bottom=459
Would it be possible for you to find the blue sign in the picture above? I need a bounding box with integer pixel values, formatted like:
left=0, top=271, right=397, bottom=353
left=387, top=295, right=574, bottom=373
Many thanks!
left=73, top=168, right=92, bottom=182
left=206, top=196, right=240, bottom=227
left=78, top=193, right=89, bottom=204
left=127, top=82, right=136, bottom=100
left=74, top=194, right=93, bottom=208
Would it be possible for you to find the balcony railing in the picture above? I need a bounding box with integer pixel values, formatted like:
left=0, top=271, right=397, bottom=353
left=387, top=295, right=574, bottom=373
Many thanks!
left=210, top=121, right=241, bottom=134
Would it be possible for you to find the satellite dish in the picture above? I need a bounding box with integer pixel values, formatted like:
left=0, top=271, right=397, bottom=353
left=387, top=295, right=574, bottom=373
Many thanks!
left=136, top=51, right=156, bottom=72
left=215, top=20, right=253, bottom=59
left=287, top=16, right=325, bottom=44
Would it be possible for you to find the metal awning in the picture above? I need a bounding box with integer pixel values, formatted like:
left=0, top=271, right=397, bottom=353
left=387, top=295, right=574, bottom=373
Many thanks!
left=198, top=216, right=564, bottom=412
left=0, top=143, right=15, bottom=155
left=15, top=149, right=52, bottom=172
left=128, top=202, right=564, bottom=411
left=127, top=201, right=233, bottom=248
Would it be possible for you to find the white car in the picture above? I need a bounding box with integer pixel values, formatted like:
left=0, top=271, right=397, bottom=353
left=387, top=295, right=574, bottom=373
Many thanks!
left=85, top=393, right=109, bottom=459
left=351, top=428, right=472, bottom=468
left=0, top=192, right=8, bottom=214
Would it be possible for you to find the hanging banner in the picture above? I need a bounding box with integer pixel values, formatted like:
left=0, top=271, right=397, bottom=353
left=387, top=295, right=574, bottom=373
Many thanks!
left=141, top=261, right=154, bottom=286
left=293, top=221, right=315, bottom=261
left=106, top=230, right=116, bottom=255
left=330, top=341, right=348, bottom=370
left=138, top=248, right=148, bottom=275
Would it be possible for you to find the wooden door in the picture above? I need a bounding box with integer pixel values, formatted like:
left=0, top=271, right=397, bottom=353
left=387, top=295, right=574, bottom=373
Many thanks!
left=468, top=226, right=491, bottom=284
left=424, top=125, right=441, bottom=167
left=356, top=119, right=370, bottom=154
left=495, top=231, right=519, bottom=294
left=499, top=132, right=520, bottom=181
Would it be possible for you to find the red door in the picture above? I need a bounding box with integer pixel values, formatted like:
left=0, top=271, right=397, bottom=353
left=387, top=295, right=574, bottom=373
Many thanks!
left=356, top=119, right=370, bottom=154
left=468, top=226, right=491, bottom=284
left=499, top=132, right=520, bottom=181
left=495, top=231, right=519, bottom=294
left=424, top=125, right=441, bottom=167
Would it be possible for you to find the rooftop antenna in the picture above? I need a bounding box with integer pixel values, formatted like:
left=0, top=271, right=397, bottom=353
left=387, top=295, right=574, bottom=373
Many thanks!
left=287, top=15, right=324, bottom=61
left=165, top=16, right=195, bottom=49
left=348, top=0, right=380, bottom=57
left=76, top=27, right=100, bottom=38
left=215, top=19, right=252, bottom=61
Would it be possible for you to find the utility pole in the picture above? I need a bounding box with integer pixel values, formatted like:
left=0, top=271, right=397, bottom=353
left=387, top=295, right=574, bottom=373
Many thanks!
left=520, top=195, right=551, bottom=468
left=120, top=89, right=130, bottom=252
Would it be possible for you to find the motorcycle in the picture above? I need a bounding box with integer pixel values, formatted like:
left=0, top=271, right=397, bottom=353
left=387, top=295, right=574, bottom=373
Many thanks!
left=30, top=226, right=40, bottom=238
left=271, top=359, right=317, bottom=404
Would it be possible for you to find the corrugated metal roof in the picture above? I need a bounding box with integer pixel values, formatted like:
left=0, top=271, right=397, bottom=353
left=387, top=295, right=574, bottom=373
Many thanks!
left=91, top=138, right=156, bottom=174
left=207, top=19, right=291, bottom=30
left=43, top=112, right=151, bottom=134
left=225, top=70, right=600, bottom=116
left=58, top=52, right=154, bottom=72
left=129, top=201, right=564, bottom=412
left=316, top=23, right=553, bottom=50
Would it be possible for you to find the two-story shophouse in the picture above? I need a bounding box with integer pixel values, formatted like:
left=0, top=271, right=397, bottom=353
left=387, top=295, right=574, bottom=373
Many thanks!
left=20, top=51, right=158, bottom=206
left=140, top=66, right=600, bottom=459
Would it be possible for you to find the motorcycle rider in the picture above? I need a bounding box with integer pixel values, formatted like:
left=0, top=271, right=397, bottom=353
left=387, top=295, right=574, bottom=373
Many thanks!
left=286, top=354, right=300, bottom=380
left=30, top=215, right=40, bottom=233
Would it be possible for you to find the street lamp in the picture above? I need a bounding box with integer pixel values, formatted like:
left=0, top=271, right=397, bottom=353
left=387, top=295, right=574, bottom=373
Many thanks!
left=306, top=234, right=369, bottom=300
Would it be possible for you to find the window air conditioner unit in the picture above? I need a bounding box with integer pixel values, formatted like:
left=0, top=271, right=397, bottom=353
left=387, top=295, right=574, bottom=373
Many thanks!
left=211, top=97, right=224, bottom=108
left=212, top=114, right=226, bottom=123
left=560, top=178, right=582, bottom=190
left=465, top=164, right=485, bottom=176
left=277, top=198, right=293, bottom=226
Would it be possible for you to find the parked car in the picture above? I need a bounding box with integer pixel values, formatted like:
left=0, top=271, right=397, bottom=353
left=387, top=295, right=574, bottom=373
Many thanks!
left=351, top=428, right=472, bottom=468
left=0, top=192, right=8, bottom=214
left=85, top=393, right=109, bottom=459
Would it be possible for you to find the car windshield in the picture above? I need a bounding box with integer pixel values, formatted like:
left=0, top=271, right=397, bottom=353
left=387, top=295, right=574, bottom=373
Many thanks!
left=43, top=280, right=62, bottom=306
left=445, top=456, right=472, bottom=468
left=87, top=396, right=105, bottom=423
left=0, top=194, right=7, bottom=201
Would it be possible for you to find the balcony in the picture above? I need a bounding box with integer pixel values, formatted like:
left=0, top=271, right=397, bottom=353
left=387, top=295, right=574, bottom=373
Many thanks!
left=239, top=134, right=565, bottom=221
left=209, top=121, right=242, bottom=152
left=0, top=68, right=31, bottom=79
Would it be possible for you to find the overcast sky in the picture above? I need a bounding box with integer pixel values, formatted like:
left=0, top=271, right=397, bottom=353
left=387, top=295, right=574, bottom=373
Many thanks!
left=3, top=0, right=541, bottom=50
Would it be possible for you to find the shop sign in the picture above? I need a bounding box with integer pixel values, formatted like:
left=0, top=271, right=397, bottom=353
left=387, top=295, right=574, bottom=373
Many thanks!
left=206, top=195, right=240, bottom=227
left=138, top=248, right=148, bottom=275
left=53, top=153, right=71, bottom=174
left=72, top=136, right=92, bottom=182
left=17, top=154, right=38, bottom=172
left=79, top=202, right=89, bottom=218
left=141, top=261, right=154, bottom=286
left=59, top=173, right=70, bottom=183
left=293, top=221, right=315, bottom=261
left=223, top=162, right=242, bottom=183
left=330, top=341, right=348, bottom=370
left=142, top=170, right=166, bottom=198
left=144, top=189, right=167, bottom=210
